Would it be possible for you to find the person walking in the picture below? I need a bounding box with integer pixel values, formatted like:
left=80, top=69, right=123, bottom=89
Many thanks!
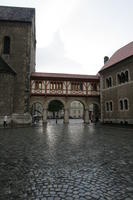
left=3, top=115, right=7, bottom=128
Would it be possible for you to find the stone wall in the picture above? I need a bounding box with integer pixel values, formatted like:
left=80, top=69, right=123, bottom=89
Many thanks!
left=0, top=21, right=35, bottom=114
left=0, top=73, right=15, bottom=115
left=100, top=56, right=133, bottom=124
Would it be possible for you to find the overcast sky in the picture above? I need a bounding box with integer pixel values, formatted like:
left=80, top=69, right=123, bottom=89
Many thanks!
left=0, top=0, right=133, bottom=75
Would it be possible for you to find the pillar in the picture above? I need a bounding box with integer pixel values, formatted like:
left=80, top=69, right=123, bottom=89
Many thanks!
left=64, top=108, right=69, bottom=123
left=43, top=109, right=47, bottom=123
left=84, top=109, right=89, bottom=123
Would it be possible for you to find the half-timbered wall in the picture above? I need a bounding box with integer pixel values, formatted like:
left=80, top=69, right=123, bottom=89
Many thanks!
left=30, top=79, right=100, bottom=96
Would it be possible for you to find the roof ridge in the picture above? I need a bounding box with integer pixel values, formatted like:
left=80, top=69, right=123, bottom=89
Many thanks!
left=0, top=5, right=35, bottom=10
left=99, top=41, right=133, bottom=72
left=33, top=72, right=97, bottom=76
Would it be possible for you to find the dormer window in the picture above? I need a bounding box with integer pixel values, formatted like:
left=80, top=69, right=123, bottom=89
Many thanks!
left=3, top=36, right=10, bottom=54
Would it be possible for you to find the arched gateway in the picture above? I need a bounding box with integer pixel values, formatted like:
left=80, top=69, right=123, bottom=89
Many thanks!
left=30, top=72, right=100, bottom=123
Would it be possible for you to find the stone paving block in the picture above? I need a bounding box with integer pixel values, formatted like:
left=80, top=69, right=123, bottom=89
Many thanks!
left=0, top=125, right=133, bottom=200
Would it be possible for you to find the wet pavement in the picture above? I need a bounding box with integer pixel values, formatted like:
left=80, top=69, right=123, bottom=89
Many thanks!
left=0, top=122, right=133, bottom=200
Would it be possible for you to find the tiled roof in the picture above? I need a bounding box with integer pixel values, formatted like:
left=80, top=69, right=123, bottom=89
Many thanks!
left=0, top=6, right=35, bottom=22
left=99, top=41, right=133, bottom=72
left=0, top=56, right=16, bottom=74
left=31, top=72, right=99, bottom=80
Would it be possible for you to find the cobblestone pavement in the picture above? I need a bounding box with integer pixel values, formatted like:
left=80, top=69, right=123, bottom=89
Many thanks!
left=0, top=123, right=133, bottom=200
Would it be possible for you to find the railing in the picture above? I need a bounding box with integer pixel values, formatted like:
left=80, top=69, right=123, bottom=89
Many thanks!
left=30, top=88, right=100, bottom=96
left=30, top=80, right=100, bottom=96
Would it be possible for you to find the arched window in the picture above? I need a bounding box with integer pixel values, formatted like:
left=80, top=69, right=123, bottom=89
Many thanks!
left=120, top=100, right=123, bottom=110
left=125, top=71, right=129, bottom=82
left=106, top=78, right=109, bottom=88
left=109, top=77, right=112, bottom=87
left=121, top=72, right=125, bottom=83
left=117, top=74, right=121, bottom=84
left=124, top=99, right=128, bottom=110
left=106, top=102, right=109, bottom=111
left=106, top=77, right=112, bottom=88
left=3, top=36, right=10, bottom=54
left=110, top=102, right=113, bottom=111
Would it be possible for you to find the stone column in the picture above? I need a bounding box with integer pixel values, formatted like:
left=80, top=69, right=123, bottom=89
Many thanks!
left=64, top=108, right=69, bottom=123
left=84, top=109, right=89, bottom=123
left=43, top=109, right=47, bottom=123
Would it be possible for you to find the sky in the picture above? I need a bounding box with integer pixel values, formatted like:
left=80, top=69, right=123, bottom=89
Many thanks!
left=0, top=0, right=133, bottom=75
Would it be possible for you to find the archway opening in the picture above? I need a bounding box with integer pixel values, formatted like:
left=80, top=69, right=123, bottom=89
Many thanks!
left=69, top=100, right=84, bottom=123
left=31, top=102, right=43, bottom=123
left=89, top=103, right=100, bottom=123
left=48, top=100, right=64, bottom=121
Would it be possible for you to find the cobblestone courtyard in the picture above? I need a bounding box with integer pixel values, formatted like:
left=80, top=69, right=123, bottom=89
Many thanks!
left=0, top=122, right=133, bottom=200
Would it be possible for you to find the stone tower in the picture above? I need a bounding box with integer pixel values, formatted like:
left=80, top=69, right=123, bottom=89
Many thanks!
left=0, top=6, right=36, bottom=125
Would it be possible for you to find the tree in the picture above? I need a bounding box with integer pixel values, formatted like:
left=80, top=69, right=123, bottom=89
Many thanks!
left=48, top=100, right=64, bottom=118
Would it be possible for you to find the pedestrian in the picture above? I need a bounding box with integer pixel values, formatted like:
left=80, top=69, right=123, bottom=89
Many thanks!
left=3, top=115, right=7, bottom=128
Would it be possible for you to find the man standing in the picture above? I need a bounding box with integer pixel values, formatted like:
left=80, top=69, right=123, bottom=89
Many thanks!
left=3, top=115, right=7, bottom=128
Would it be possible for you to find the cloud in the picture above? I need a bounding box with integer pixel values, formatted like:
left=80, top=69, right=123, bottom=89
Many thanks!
left=36, top=31, right=83, bottom=74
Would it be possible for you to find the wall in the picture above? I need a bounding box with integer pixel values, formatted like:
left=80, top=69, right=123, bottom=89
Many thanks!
left=0, top=73, right=15, bottom=115
left=0, top=20, right=35, bottom=115
left=100, top=56, right=133, bottom=124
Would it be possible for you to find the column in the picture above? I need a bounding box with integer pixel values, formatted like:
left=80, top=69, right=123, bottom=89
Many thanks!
left=64, top=108, right=69, bottom=123
left=84, top=109, right=89, bottom=123
left=43, top=109, right=47, bottom=123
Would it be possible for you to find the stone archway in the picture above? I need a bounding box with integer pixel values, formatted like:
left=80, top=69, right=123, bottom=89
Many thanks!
left=67, top=97, right=89, bottom=123
left=43, top=97, right=67, bottom=123
left=48, top=99, right=64, bottom=120
left=31, top=102, right=43, bottom=123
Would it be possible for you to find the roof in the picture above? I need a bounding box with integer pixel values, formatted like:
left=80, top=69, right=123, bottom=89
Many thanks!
left=0, top=56, right=16, bottom=75
left=99, top=41, right=133, bottom=73
left=0, top=6, right=35, bottom=23
left=31, top=72, right=99, bottom=81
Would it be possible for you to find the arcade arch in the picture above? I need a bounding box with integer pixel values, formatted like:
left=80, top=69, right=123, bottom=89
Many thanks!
left=31, top=102, right=43, bottom=123
left=68, top=99, right=85, bottom=123
left=30, top=96, right=100, bottom=124
left=48, top=99, right=64, bottom=119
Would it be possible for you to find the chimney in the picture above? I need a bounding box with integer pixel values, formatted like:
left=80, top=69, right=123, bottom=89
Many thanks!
left=104, top=56, right=109, bottom=64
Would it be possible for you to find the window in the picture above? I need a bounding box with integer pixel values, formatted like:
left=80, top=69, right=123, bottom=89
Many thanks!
left=35, top=81, right=42, bottom=90
left=3, top=36, right=10, bottom=54
left=71, top=82, right=83, bottom=91
left=106, top=76, right=112, bottom=88
left=120, top=100, right=123, bottom=110
left=124, top=99, right=128, bottom=110
left=56, top=82, right=63, bottom=90
left=80, top=83, right=83, bottom=91
left=92, top=83, right=97, bottom=91
left=125, top=71, right=129, bottom=82
left=109, top=77, right=112, bottom=87
left=121, top=72, right=125, bottom=83
left=106, top=102, right=109, bottom=111
left=110, top=102, right=112, bottom=111
left=117, top=74, right=121, bottom=84
left=119, top=98, right=129, bottom=111
left=117, top=70, right=129, bottom=84
left=106, top=101, right=113, bottom=112
left=106, top=79, right=109, bottom=88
